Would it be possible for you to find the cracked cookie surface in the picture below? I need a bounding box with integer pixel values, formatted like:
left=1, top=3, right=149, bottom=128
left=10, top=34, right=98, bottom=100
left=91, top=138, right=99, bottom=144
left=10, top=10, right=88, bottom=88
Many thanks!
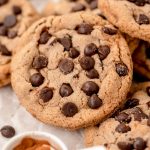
left=85, top=83, right=150, bottom=149
left=99, top=0, right=150, bottom=42
left=12, top=12, right=132, bottom=130
left=0, top=0, right=39, bottom=87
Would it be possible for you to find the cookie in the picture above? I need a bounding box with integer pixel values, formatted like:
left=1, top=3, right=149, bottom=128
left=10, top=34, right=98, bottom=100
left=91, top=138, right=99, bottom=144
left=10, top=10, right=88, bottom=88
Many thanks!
left=85, top=84, right=150, bottom=149
left=132, top=41, right=150, bottom=80
left=42, top=0, right=102, bottom=17
left=99, top=0, right=150, bottom=42
left=0, top=0, right=39, bottom=87
left=12, top=12, right=132, bottom=129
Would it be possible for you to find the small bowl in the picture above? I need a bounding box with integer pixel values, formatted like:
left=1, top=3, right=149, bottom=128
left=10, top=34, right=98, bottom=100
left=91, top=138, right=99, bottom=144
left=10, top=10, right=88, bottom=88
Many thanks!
left=2, top=131, right=68, bottom=150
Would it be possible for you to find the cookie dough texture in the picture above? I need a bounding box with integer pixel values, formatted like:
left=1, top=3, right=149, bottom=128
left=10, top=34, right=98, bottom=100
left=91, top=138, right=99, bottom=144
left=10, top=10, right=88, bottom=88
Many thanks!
left=12, top=12, right=132, bottom=129
left=99, top=0, right=150, bottom=42
left=133, top=41, right=150, bottom=80
left=85, top=85, right=150, bottom=149
left=0, top=0, right=39, bottom=87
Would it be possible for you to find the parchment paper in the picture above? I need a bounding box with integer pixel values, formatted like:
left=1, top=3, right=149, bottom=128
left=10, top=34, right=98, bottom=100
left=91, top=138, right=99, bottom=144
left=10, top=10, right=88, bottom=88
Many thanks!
left=0, top=1, right=84, bottom=149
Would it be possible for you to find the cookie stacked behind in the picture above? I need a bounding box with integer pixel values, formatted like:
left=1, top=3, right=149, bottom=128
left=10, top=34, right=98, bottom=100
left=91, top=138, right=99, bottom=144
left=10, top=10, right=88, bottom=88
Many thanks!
left=11, top=12, right=132, bottom=130
left=0, top=0, right=39, bottom=87
left=84, top=82, right=150, bottom=150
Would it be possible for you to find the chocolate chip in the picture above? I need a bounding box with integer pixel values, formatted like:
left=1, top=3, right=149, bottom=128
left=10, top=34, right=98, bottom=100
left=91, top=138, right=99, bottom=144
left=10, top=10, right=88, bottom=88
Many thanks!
left=7, top=30, right=17, bottom=39
left=115, top=123, right=131, bottom=133
left=147, top=116, right=150, bottom=126
left=0, top=44, right=11, bottom=56
left=102, top=27, right=117, bottom=35
left=13, top=6, right=22, bottom=15
left=115, top=112, right=131, bottom=123
left=0, top=0, right=8, bottom=6
left=84, top=43, right=97, bottom=56
left=145, top=46, right=150, bottom=59
left=86, top=69, right=99, bottom=79
left=30, top=73, right=44, bottom=87
left=32, top=55, right=48, bottom=69
left=135, top=14, right=149, bottom=25
left=115, top=62, right=128, bottom=76
left=4, top=15, right=17, bottom=28
left=147, top=101, right=150, bottom=108
left=39, top=87, right=53, bottom=103
left=90, top=0, right=98, bottom=10
left=124, top=98, right=139, bottom=109
left=82, top=81, right=99, bottom=96
left=76, top=23, right=93, bottom=34
left=88, top=94, right=102, bottom=109
left=117, top=142, right=133, bottom=150
left=62, top=102, right=78, bottom=117
left=146, top=86, right=150, bottom=96
left=0, top=26, right=7, bottom=36
left=69, top=48, right=80, bottom=58
left=59, top=58, right=74, bottom=74
left=133, top=137, right=147, bottom=150
left=98, top=45, right=110, bottom=60
left=58, top=37, right=72, bottom=51
left=131, top=107, right=148, bottom=122
left=59, top=83, right=73, bottom=97
left=0, top=125, right=15, bottom=138
left=72, top=3, right=86, bottom=12
left=128, top=0, right=145, bottom=6
left=38, top=30, right=51, bottom=44
left=79, top=56, right=95, bottom=70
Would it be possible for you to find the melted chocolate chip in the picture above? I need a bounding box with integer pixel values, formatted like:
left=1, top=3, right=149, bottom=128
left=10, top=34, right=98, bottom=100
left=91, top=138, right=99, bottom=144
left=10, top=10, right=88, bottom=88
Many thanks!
left=62, top=102, right=78, bottom=117
left=117, top=142, right=133, bottom=150
left=124, top=98, right=139, bottom=109
left=86, top=69, right=99, bottom=79
left=0, top=26, right=7, bottom=36
left=0, top=0, right=8, bottom=6
left=72, top=3, right=86, bottom=12
left=133, top=137, right=147, bottom=150
left=88, top=94, right=102, bottom=109
left=147, top=116, right=150, bottom=126
left=4, top=15, right=17, bottom=28
left=32, top=55, right=48, bottom=69
left=59, top=83, right=73, bottom=97
left=128, top=0, right=145, bottom=6
left=115, top=112, right=131, bottom=123
left=98, top=45, right=110, bottom=60
left=147, top=101, right=150, bottom=108
left=0, top=125, right=15, bottom=138
left=76, top=23, right=93, bottom=34
left=82, top=81, right=99, bottom=96
left=7, top=30, right=17, bottom=39
left=13, top=6, right=22, bottom=15
left=58, top=37, right=72, bottom=51
left=40, top=87, right=53, bottom=103
left=69, top=48, right=80, bottom=59
left=84, top=43, right=97, bottom=56
left=102, top=27, right=117, bottom=35
left=0, top=44, right=11, bottom=56
left=38, top=30, right=51, bottom=44
left=30, top=73, right=44, bottom=87
left=59, top=58, right=74, bottom=74
left=135, top=14, right=149, bottom=25
left=115, top=62, right=128, bottom=76
left=146, top=86, right=150, bottom=96
left=145, top=46, right=150, bottom=59
left=79, top=56, right=95, bottom=70
left=115, top=123, right=131, bottom=133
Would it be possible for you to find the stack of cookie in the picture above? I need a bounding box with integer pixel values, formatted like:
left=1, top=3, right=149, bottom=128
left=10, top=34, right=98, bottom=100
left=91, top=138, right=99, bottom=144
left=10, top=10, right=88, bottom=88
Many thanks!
left=1, top=0, right=150, bottom=149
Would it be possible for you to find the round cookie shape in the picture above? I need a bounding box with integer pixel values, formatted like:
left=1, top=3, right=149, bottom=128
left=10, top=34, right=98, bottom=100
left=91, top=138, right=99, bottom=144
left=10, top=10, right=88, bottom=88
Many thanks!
left=85, top=86, right=150, bottom=149
left=99, top=0, right=150, bottom=42
left=12, top=12, right=132, bottom=129
left=0, top=0, right=39, bottom=87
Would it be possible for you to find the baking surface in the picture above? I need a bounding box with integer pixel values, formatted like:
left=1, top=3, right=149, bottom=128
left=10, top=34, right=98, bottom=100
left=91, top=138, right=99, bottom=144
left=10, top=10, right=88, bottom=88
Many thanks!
left=0, top=0, right=83, bottom=149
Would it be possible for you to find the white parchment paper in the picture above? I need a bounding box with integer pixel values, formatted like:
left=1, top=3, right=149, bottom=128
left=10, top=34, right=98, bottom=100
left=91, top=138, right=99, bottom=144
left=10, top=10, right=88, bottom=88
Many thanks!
left=0, top=1, right=84, bottom=149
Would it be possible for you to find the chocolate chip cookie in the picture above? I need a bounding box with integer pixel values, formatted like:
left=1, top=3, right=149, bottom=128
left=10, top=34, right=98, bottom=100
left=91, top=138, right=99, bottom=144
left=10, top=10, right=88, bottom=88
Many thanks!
left=99, top=0, right=150, bottom=42
left=0, top=0, right=39, bottom=87
left=132, top=41, right=150, bottom=80
left=85, top=86, right=150, bottom=149
left=12, top=12, right=132, bottom=129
